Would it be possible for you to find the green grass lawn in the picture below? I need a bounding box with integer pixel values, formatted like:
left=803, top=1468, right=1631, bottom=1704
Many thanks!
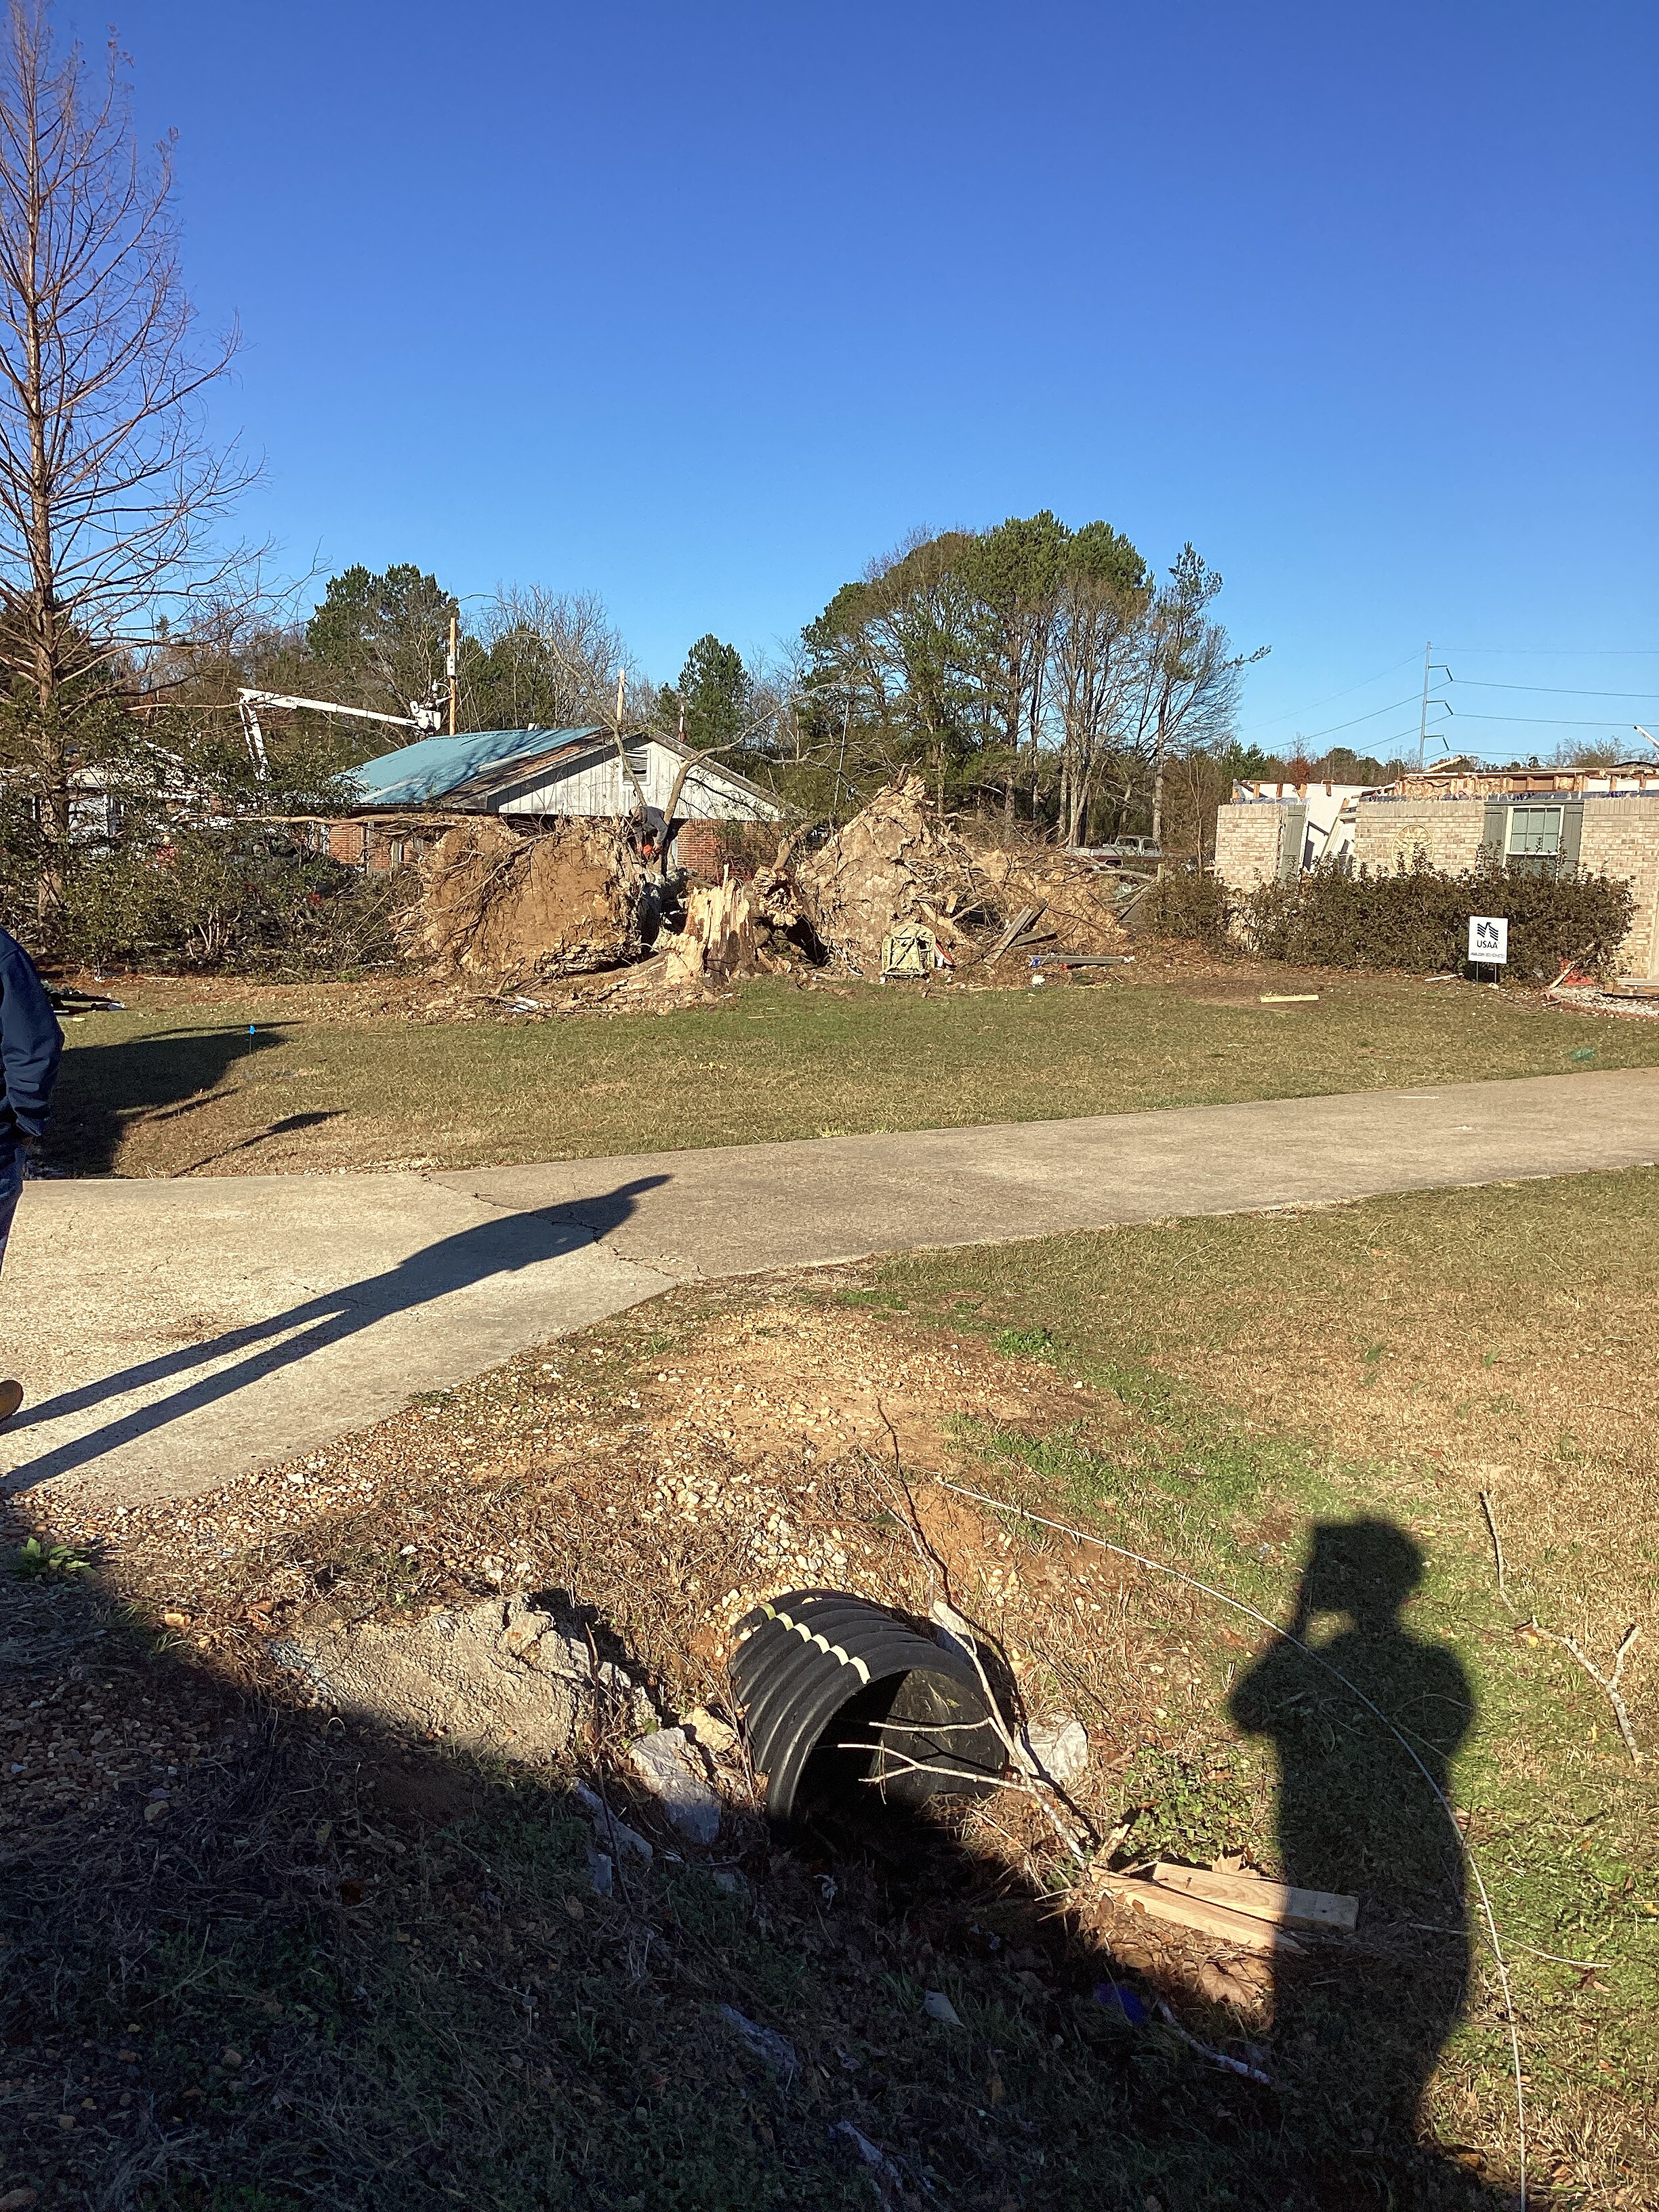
left=52, top=961, right=1659, bottom=1176
left=859, top=1168, right=1659, bottom=2202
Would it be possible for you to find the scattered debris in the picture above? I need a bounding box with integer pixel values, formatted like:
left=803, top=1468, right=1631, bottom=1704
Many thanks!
left=1023, top=1715, right=1090, bottom=1784
left=833, top=2119, right=907, bottom=2188
left=572, top=1782, right=655, bottom=1864
left=1092, top=1980, right=1149, bottom=2026
left=1092, top=1868, right=1308, bottom=1954
left=716, top=2004, right=798, bottom=2079
left=880, top=920, right=939, bottom=979
left=1258, top=991, right=1319, bottom=1004
left=628, top=1725, right=723, bottom=1843
left=1147, top=1862, right=1358, bottom=1933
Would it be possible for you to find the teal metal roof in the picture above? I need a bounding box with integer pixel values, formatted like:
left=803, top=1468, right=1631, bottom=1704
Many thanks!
left=344, top=726, right=603, bottom=806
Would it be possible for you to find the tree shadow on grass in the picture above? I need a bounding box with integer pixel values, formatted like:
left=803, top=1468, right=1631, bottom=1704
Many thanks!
left=0, top=1515, right=1515, bottom=2212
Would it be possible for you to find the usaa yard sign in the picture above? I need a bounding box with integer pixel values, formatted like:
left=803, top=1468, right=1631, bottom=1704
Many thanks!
left=1468, top=915, right=1509, bottom=964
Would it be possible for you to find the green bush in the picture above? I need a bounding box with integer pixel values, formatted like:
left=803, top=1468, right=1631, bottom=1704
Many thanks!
left=1, top=822, right=403, bottom=976
left=1237, top=855, right=1633, bottom=981
left=1137, top=869, right=1232, bottom=950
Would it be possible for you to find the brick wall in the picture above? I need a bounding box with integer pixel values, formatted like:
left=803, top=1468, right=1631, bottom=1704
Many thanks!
left=324, top=821, right=434, bottom=874
left=674, top=820, right=726, bottom=882
left=1351, top=798, right=1488, bottom=874
left=1582, top=796, right=1659, bottom=979
left=1213, top=803, right=1283, bottom=892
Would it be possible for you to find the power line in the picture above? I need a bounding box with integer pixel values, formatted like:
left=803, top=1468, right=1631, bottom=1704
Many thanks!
left=1281, top=693, right=1421, bottom=744
left=1441, top=645, right=1659, bottom=656
left=1446, top=710, right=1636, bottom=728
left=1450, top=678, right=1659, bottom=701
left=1237, top=651, right=1418, bottom=737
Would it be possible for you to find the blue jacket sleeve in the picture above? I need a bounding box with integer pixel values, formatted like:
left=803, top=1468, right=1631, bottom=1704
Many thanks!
left=0, top=929, right=63, bottom=1138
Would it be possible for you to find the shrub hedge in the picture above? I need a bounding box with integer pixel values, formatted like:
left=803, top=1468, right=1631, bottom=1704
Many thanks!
left=1153, top=856, right=1634, bottom=980
left=2, top=825, right=403, bottom=977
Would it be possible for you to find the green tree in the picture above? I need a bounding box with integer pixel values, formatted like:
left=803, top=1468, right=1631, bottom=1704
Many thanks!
left=674, top=634, right=751, bottom=753
left=305, top=564, right=457, bottom=720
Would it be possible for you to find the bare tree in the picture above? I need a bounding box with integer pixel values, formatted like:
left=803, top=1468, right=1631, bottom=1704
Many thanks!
left=1050, top=570, right=1147, bottom=845
left=0, top=1, right=251, bottom=904
left=466, top=586, right=629, bottom=730
left=1118, top=547, right=1262, bottom=860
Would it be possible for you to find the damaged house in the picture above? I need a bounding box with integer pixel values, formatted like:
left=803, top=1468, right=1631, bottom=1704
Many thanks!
left=324, top=724, right=783, bottom=874
left=1214, top=759, right=1659, bottom=981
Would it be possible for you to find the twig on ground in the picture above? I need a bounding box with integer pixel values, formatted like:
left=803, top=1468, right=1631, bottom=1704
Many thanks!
left=1153, top=1999, right=1271, bottom=2085
left=1479, top=1491, right=1513, bottom=1613
left=1479, top=1494, right=1641, bottom=1765
left=582, top=1623, right=636, bottom=1914
left=1509, top=1942, right=1615, bottom=1970
left=1534, top=1622, right=1642, bottom=1767
left=867, top=1408, right=1092, bottom=1864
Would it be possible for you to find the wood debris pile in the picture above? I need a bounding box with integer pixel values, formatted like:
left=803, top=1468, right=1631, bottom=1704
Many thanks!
left=394, top=775, right=1130, bottom=996
left=794, top=773, right=1128, bottom=975
left=972, top=845, right=1136, bottom=960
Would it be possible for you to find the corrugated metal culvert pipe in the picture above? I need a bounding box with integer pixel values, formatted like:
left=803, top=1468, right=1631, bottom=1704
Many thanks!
left=728, top=1591, right=1005, bottom=1821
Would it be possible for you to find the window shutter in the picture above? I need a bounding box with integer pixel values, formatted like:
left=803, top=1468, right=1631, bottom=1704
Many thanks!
left=1559, top=801, right=1584, bottom=871
left=1481, top=798, right=1508, bottom=859
left=1278, top=804, right=1308, bottom=878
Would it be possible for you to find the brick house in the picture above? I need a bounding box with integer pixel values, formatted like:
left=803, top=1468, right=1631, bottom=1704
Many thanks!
left=1213, top=762, right=1659, bottom=979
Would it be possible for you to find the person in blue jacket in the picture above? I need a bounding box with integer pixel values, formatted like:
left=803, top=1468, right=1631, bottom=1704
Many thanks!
left=0, top=926, right=63, bottom=1425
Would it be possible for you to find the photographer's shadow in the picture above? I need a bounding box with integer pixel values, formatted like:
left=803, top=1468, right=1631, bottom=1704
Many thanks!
left=1231, top=1520, right=1482, bottom=2192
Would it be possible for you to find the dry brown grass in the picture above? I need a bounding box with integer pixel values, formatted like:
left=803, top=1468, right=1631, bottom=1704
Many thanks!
left=48, top=948, right=1659, bottom=1179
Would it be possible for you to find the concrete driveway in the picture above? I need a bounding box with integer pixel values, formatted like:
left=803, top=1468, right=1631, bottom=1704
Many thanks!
left=3, top=1066, right=1654, bottom=1510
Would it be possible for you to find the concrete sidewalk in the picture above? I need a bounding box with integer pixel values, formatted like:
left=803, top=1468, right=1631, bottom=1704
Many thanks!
left=3, top=1067, right=1654, bottom=1509
left=439, top=1067, right=1659, bottom=1276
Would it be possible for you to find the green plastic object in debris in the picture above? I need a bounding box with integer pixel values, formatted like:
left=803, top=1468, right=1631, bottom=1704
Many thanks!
left=880, top=922, right=936, bottom=979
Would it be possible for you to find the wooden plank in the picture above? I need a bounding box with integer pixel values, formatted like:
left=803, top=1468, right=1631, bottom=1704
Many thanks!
left=985, top=903, right=1044, bottom=962
left=1095, top=1875, right=1306, bottom=1955
left=1150, top=1862, right=1357, bottom=1933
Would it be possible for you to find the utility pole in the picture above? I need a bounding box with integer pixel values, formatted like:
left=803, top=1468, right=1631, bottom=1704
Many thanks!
left=447, top=613, right=458, bottom=737
left=1417, top=640, right=1432, bottom=771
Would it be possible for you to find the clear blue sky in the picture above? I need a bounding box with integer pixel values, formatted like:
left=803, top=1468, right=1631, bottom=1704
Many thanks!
left=104, top=0, right=1658, bottom=760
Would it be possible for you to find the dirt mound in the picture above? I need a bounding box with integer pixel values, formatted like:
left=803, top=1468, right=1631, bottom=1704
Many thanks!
left=398, top=817, right=649, bottom=982
left=793, top=775, right=989, bottom=975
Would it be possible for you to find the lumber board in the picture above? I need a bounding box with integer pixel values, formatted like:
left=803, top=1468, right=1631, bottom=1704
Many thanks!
left=1095, top=1875, right=1306, bottom=1954
left=1149, top=1862, right=1357, bottom=1933
left=985, top=902, right=1044, bottom=962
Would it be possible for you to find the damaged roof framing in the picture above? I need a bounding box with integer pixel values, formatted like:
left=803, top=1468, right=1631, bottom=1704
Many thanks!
left=341, top=726, right=783, bottom=824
